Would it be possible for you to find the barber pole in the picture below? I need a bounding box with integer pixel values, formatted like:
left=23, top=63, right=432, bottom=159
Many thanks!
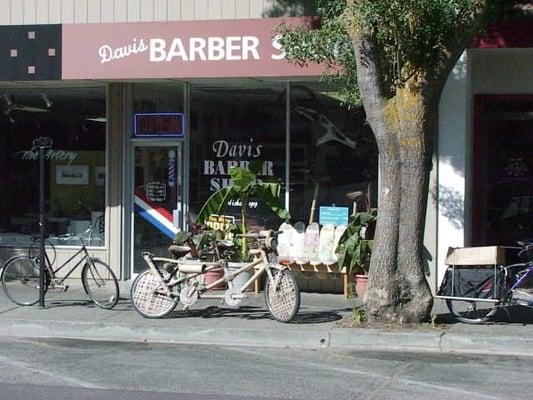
left=168, top=150, right=176, bottom=187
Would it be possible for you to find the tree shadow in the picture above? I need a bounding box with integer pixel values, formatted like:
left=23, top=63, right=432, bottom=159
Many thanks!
left=432, top=185, right=465, bottom=230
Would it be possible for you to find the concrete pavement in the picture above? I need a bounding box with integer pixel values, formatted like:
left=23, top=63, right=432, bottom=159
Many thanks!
left=0, top=284, right=532, bottom=356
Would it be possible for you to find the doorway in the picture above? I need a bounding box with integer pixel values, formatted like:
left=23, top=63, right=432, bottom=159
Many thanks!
left=131, top=144, right=183, bottom=274
left=472, top=95, right=533, bottom=247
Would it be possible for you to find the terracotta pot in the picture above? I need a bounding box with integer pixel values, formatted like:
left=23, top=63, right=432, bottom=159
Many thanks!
left=354, top=274, right=369, bottom=299
left=203, top=268, right=226, bottom=290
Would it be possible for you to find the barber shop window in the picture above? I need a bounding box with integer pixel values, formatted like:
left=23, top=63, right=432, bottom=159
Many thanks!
left=289, top=83, right=378, bottom=223
left=190, top=80, right=287, bottom=229
left=0, top=86, right=107, bottom=247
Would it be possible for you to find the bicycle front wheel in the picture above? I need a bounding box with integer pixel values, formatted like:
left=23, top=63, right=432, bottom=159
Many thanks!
left=446, top=299, right=499, bottom=324
left=1, top=256, right=46, bottom=306
left=130, top=269, right=178, bottom=319
left=265, top=268, right=300, bottom=323
left=81, top=259, right=119, bottom=309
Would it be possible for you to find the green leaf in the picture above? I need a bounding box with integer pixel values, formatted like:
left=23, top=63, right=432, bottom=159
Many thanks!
left=229, top=166, right=256, bottom=192
left=195, top=186, right=235, bottom=224
left=256, top=182, right=291, bottom=220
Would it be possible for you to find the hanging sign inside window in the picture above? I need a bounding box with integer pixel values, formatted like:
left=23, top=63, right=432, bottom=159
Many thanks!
left=134, top=113, right=184, bottom=138
left=206, top=214, right=235, bottom=232
left=146, top=182, right=167, bottom=202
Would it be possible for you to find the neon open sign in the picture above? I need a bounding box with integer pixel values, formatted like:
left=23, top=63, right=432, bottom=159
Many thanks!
left=134, top=113, right=184, bottom=138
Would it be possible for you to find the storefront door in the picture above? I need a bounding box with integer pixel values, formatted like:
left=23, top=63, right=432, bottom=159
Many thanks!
left=132, top=144, right=183, bottom=274
left=473, top=96, right=533, bottom=248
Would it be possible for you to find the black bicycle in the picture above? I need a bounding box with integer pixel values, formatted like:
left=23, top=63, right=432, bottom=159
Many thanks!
left=1, top=229, right=119, bottom=309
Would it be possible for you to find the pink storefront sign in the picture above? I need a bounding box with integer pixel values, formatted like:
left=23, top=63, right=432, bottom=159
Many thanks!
left=62, top=17, right=325, bottom=80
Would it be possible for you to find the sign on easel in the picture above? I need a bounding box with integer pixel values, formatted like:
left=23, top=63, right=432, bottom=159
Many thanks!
left=319, top=206, right=349, bottom=227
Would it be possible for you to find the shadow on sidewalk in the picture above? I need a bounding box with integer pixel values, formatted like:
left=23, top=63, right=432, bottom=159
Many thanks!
left=435, top=305, right=533, bottom=325
left=41, top=297, right=131, bottom=310
left=164, top=305, right=347, bottom=324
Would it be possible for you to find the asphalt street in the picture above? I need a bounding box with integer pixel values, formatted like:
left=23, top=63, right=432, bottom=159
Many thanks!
left=0, top=336, right=530, bottom=400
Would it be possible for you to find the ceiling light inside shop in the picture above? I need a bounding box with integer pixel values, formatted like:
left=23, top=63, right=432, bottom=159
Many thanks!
left=85, top=117, right=107, bottom=123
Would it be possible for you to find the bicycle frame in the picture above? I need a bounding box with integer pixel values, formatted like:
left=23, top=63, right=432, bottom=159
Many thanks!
left=41, top=245, right=92, bottom=284
left=506, top=262, right=533, bottom=301
left=142, top=248, right=280, bottom=298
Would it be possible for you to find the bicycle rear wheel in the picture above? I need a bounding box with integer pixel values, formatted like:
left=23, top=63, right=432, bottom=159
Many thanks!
left=1, top=256, right=47, bottom=306
left=130, top=269, right=178, bottom=318
left=446, top=299, right=499, bottom=324
left=81, top=259, right=119, bottom=309
left=265, top=268, right=300, bottom=323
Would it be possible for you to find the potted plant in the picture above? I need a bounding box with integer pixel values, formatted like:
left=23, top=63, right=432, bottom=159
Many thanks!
left=195, top=162, right=290, bottom=288
left=336, top=210, right=377, bottom=299
left=173, top=228, right=228, bottom=289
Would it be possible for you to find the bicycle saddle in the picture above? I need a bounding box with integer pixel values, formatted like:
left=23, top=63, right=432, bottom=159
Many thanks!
left=168, top=244, right=192, bottom=258
left=216, top=240, right=235, bottom=250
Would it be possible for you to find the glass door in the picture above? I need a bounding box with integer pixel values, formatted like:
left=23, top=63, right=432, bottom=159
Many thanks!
left=132, top=144, right=183, bottom=274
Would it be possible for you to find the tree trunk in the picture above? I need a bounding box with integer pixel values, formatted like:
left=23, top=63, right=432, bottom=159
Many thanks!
left=364, top=88, right=436, bottom=323
left=349, top=29, right=445, bottom=323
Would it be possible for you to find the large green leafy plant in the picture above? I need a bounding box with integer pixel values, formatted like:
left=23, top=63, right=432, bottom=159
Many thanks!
left=337, top=211, right=376, bottom=274
left=196, top=163, right=290, bottom=261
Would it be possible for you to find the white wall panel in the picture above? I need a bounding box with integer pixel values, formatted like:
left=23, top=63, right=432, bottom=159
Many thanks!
left=221, top=0, right=235, bottom=19
left=250, top=0, right=265, bottom=18
left=437, top=53, right=469, bottom=287
left=11, top=0, right=24, bottom=24
left=154, top=0, right=168, bottom=21
left=74, top=0, right=88, bottom=23
left=167, top=0, right=180, bottom=21
left=0, top=0, right=11, bottom=24
left=128, top=0, right=141, bottom=21
left=114, top=0, right=128, bottom=22
left=0, top=0, right=315, bottom=25
left=87, top=0, right=100, bottom=23
left=23, top=0, right=37, bottom=24
left=207, top=0, right=221, bottom=20
left=36, top=0, right=50, bottom=23
left=194, top=0, right=208, bottom=20
left=48, top=0, right=61, bottom=23
left=61, top=0, right=74, bottom=23
left=141, top=0, right=154, bottom=21
left=235, top=0, right=250, bottom=19
left=181, top=0, right=194, bottom=20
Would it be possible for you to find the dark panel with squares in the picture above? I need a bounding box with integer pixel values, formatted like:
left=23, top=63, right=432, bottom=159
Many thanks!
left=0, top=25, right=61, bottom=81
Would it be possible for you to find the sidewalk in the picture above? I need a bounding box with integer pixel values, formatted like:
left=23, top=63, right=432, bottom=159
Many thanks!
left=1, top=285, right=532, bottom=357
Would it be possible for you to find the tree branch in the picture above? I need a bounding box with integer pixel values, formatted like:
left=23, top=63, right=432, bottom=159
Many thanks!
left=430, top=1, right=516, bottom=96
left=352, top=32, right=387, bottom=114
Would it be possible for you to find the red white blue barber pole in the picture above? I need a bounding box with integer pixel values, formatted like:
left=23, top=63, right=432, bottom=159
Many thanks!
left=168, top=150, right=176, bottom=188
left=134, top=192, right=179, bottom=239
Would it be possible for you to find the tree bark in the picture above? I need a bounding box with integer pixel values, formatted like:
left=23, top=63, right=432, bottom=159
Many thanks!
left=352, top=32, right=436, bottom=323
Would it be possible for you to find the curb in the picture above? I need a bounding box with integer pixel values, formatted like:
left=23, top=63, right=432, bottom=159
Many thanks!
left=0, top=318, right=330, bottom=349
left=329, top=327, right=533, bottom=357
left=1, top=318, right=532, bottom=357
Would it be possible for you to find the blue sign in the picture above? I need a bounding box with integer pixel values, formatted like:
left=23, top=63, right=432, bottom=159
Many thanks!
left=319, top=206, right=349, bottom=227
left=134, top=113, right=184, bottom=138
